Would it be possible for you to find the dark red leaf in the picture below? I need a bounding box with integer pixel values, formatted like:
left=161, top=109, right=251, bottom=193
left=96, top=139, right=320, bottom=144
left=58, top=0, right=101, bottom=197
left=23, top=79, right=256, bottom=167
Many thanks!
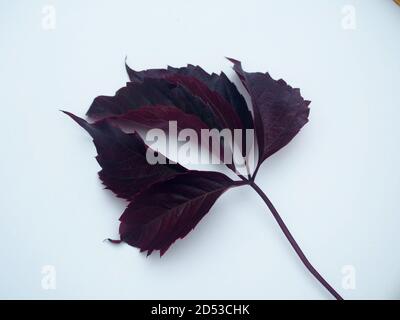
left=86, top=79, right=221, bottom=130
left=63, top=111, right=187, bottom=200
left=228, top=58, right=310, bottom=165
left=125, top=65, right=255, bottom=167
left=125, top=63, right=254, bottom=156
left=85, top=78, right=239, bottom=171
left=63, top=60, right=344, bottom=300
left=66, top=60, right=311, bottom=256
left=169, top=65, right=254, bottom=130
left=126, top=63, right=253, bottom=131
left=117, top=171, right=243, bottom=255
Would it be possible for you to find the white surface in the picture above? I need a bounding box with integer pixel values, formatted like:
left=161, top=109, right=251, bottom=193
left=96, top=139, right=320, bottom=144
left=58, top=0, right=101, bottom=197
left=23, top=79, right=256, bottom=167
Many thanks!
left=0, top=0, right=399, bottom=299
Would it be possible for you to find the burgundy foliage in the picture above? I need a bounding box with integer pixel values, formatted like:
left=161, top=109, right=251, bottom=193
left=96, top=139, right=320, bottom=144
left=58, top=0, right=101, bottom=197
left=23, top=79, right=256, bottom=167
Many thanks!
left=119, top=171, right=243, bottom=256
left=63, top=111, right=187, bottom=201
left=65, top=59, right=310, bottom=256
left=228, top=58, right=310, bottom=166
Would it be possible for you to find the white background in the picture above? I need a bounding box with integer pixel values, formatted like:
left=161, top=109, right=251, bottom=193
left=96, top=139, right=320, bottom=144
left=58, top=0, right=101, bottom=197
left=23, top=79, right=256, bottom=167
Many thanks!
left=0, top=0, right=399, bottom=299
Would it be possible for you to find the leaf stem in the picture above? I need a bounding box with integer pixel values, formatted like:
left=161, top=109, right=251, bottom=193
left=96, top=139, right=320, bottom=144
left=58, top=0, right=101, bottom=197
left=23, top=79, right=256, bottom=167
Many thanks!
left=249, top=181, right=343, bottom=300
left=250, top=162, right=261, bottom=181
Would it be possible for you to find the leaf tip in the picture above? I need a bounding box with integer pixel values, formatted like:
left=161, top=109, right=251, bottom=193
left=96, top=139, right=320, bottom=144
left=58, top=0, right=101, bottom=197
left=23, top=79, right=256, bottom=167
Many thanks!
left=62, top=110, right=92, bottom=131
left=105, top=238, right=122, bottom=244
left=225, top=57, right=240, bottom=65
